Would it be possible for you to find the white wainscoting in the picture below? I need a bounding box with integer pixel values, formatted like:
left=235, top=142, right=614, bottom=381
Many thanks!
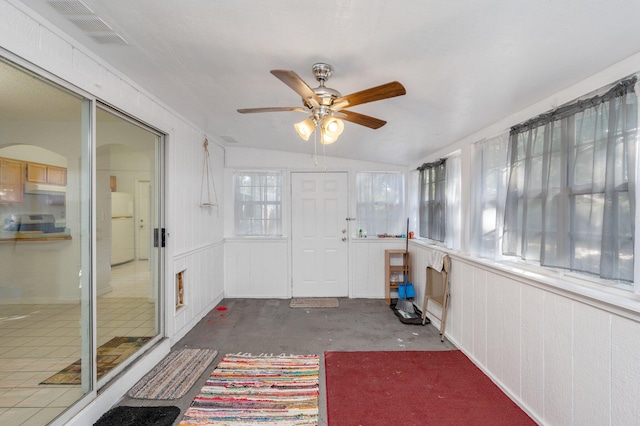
left=350, top=238, right=406, bottom=298
left=410, top=242, right=640, bottom=426
left=224, top=237, right=408, bottom=299
left=224, top=238, right=289, bottom=298
left=171, top=242, right=225, bottom=343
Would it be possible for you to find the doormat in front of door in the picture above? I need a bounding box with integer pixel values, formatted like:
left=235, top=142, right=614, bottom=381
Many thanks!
left=290, top=297, right=339, bottom=308
left=40, top=336, right=152, bottom=385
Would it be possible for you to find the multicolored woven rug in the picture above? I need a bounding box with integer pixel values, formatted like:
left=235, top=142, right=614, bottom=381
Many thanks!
left=41, top=336, right=152, bottom=385
left=179, top=353, right=319, bottom=425
left=128, top=348, right=218, bottom=399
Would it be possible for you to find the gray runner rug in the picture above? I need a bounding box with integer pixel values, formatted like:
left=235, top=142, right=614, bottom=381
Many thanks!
left=128, top=348, right=218, bottom=399
left=290, top=297, right=340, bottom=308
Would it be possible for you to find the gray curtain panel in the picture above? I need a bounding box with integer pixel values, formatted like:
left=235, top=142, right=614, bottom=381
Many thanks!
left=503, top=77, right=637, bottom=282
left=419, top=159, right=447, bottom=242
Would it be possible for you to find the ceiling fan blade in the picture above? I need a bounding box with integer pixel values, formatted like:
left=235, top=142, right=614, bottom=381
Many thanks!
left=271, top=70, right=321, bottom=105
left=339, top=110, right=387, bottom=129
left=334, top=81, right=406, bottom=108
left=237, top=107, right=306, bottom=113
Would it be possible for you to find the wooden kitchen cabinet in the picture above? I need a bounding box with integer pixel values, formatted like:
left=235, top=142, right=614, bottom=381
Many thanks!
left=27, top=162, right=67, bottom=186
left=0, top=157, right=24, bottom=204
left=26, top=162, right=47, bottom=183
left=46, top=166, right=67, bottom=186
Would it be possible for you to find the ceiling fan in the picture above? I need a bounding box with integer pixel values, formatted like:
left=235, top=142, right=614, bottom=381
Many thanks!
left=237, top=63, right=406, bottom=144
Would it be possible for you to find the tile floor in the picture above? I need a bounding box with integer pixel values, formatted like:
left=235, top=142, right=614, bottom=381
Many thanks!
left=0, top=261, right=156, bottom=426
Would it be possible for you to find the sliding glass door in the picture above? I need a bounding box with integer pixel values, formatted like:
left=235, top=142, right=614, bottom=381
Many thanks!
left=0, top=55, right=164, bottom=425
left=0, top=56, right=93, bottom=425
left=95, top=106, right=163, bottom=386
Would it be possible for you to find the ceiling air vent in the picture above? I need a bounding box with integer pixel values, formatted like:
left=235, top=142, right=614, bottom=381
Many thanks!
left=220, top=136, right=239, bottom=144
left=45, top=0, right=129, bottom=45
left=67, top=15, right=113, bottom=32
left=89, top=32, right=129, bottom=45
left=45, top=0, right=94, bottom=15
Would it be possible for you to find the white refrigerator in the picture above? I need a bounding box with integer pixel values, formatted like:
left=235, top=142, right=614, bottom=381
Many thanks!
left=111, top=192, right=135, bottom=265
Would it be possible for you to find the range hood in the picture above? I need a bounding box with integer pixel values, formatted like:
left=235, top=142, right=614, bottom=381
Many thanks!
left=24, top=182, right=66, bottom=195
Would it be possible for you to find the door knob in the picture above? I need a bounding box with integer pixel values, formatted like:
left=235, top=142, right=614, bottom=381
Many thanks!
left=341, top=237, right=347, bottom=242
left=342, top=229, right=346, bottom=234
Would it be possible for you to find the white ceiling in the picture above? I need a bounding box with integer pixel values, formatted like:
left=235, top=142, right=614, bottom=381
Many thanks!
left=15, top=0, right=640, bottom=165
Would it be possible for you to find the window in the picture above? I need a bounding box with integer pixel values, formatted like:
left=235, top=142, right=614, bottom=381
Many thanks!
left=418, top=159, right=446, bottom=242
left=234, top=171, right=282, bottom=236
left=503, top=77, right=637, bottom=283
left=444, top=154, right=461, bottom=250
left=356, top=172, right=404, bottom=236
left=470, top=133, right=509, bottom=258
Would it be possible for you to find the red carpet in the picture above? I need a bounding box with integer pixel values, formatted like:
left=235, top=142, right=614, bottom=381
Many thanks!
left=325, top=350, right=535, bottom=425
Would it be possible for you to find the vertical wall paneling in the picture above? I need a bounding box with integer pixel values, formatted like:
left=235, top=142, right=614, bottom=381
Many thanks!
left=224, top=239, right=288, bottom=298
left=350, top=241, right=370, bottom=297
left=448, top=257, right=463, bottom=343
left=0, top=2, right=40, bottom=55
left=542, top=292, right=573, bottom=425
left=351, top=240, right=404, bottom=298
left=573, top=304, right=611, bottom=425
left=500, top=273, right=522, bottom=404
left=171, top=242, right=224, bottom=344
left=460, top=262, right=475, bottom=350
left=416, top=252, right=640, bottom=425
left=521, top=285, right=545, bottom=419
left=473, top=268, right=488, bottom=366
left=486, top=272, right=504, bottom=378
left=611, top=315, right=640, bottom=425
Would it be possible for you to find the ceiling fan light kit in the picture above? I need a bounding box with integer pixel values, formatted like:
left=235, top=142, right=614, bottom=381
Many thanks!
left=322, top=116, right=344, bottom=144
left=294, top=117, right=315, bottom=141
left=238, top=63, right=406, bottom=145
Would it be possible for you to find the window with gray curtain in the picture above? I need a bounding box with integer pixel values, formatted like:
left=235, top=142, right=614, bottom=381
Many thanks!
left=503, top=77, right=637, bottom=282
left=356, top=172, right=405, bottom=236
left=419, top=159, right=446, bottom=242
left=234, top=171, right=282, bottom=236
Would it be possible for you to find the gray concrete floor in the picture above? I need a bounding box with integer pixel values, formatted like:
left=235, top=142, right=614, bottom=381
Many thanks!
left=116, top=298, right=456, bottom=425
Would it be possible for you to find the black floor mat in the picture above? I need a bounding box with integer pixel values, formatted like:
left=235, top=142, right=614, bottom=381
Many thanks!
left=94, top=405, right=180, bottom=426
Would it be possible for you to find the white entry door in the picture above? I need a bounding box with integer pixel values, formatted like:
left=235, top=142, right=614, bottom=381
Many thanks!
left=292, top=172, right=349, bottom=297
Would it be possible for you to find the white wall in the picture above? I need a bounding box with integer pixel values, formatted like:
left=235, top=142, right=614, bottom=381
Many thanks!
left=406, top=51, right=640, bottom=425
left=223, top=146, right=406, bottom=298
left=0, top=1, right=224, bottom=424
left=408, top=244, right=640, bottom=425
left=5, top=1, right=640, bottom=424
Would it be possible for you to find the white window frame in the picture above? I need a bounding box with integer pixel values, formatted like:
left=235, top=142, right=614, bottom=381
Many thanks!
left=233, top=170, right=283, bottom=236
left=355, top=171, right=405, bottom=237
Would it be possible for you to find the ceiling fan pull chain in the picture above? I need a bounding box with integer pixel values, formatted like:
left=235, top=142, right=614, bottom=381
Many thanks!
left=320, top=119, right=328, bottom=172
left=313, top=127, right=318, bottom=166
